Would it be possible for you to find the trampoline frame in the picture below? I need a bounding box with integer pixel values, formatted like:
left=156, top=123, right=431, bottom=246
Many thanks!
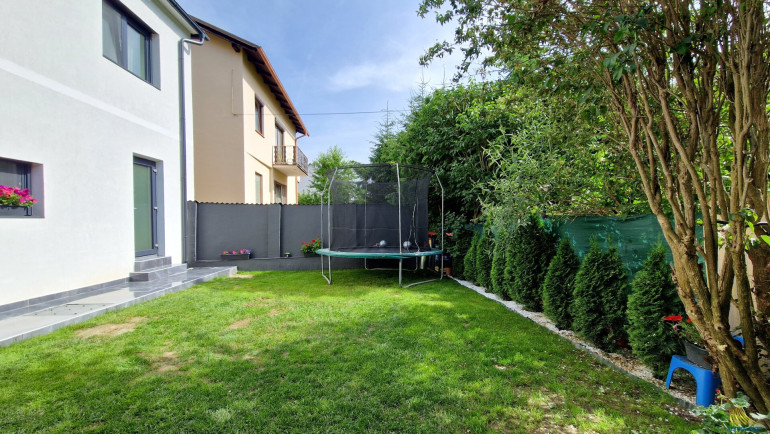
left=319, top=163, right=444, bottom=288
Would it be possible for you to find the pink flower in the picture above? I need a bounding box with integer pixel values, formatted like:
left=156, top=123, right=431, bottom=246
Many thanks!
left=222, top=250, right=228, bottom=255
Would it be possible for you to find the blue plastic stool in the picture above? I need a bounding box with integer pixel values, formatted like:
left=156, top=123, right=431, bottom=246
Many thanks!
left=665, top=355, right=720, bottom=406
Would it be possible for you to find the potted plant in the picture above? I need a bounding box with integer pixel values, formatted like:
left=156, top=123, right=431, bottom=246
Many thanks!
left=665, top=314, right=711, bottom=368
left=300, top=237, right=322, bottom=257
left=221, top=249, right=252, bottom=260
left=0, top=185, right=36, bottom=216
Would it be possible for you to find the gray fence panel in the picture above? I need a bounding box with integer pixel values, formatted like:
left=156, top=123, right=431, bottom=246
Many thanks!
left=281, top=205, right=324, bottom=256
left=195, top=203, right=271, bottom=260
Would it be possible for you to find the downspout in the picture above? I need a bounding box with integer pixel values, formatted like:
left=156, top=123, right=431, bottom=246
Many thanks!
left=294, top=133, right=306, bottom=203
left=179, top=32, right=207, bottom=263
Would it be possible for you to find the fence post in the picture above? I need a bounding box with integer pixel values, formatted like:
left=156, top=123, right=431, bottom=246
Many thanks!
left=185, top=200, right=198, bottom=263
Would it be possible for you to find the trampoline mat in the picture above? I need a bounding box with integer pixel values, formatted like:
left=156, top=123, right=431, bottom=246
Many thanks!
left=316, top=247, right=442, bottom=258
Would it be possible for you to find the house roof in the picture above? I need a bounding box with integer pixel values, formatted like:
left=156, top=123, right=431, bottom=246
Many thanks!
left=159, top=0, right=205, bottom=38
left=192, top=17, right=308, bottom=136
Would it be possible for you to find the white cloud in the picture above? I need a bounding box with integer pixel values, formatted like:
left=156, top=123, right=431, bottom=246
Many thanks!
left=327, top=17, right=461, bottom=93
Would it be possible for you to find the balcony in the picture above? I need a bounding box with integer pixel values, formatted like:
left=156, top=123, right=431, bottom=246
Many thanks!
left=272, top=145, right=309, bottom=177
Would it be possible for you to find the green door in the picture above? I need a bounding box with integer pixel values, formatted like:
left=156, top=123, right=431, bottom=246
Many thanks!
left=133, top=157, right=157, bottom=256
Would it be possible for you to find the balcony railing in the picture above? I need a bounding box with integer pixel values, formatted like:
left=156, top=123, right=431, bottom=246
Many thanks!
left=273, top=145, right=309, bottom=176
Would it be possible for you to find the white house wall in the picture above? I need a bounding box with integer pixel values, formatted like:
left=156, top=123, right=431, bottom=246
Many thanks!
left=0, top=0, right=195, bottom=305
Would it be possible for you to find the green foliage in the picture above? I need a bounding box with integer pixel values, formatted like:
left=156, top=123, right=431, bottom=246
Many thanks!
left=508, top=214, right=559, bottom=311
left=571, top=240, right=629, bottom=351
left=542, top=238, right=580, bottom=330
left=464, top=230, right=479, bottom=283
left=442, top=211, right=473, bottom=279
left=370, top=81, right=513, bottom=220
left=475, top=221, right=493, bottom=290
left=371, top=80, right=646, bottom=222
left=501, top=232, right=518, bottom=301
left=490, top=228, right=509, bottom=297
left=298, top=191, right=320, bottom=205
left=693, top=393, right=769, bottom=433
left=300, top=145, right=357, bottom=204
left=627, top=244, right=684, bottom=378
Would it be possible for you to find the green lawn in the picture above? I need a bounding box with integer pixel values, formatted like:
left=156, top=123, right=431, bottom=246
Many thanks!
left=0, top=270, right=695, bottom=432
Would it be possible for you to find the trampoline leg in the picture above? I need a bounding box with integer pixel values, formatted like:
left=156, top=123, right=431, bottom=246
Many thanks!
left=321, top=255, right=332, bottom=284
left=399, top=258, right=403, bottom=287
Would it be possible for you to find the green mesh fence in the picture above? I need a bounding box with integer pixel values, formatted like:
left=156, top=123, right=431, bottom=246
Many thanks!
left=555, top=214, right=702, bottom=276
left=476, top=214, right=700, bottom=277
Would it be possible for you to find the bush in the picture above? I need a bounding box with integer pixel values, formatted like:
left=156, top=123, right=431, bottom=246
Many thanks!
left=490, top=228, right=509, bottom=297
left=476, top=221, right=494, bottom=290
left=508, top=214, right=558, bottom=311
left=571, top=240, right=629, bottom=351
left=501, top=237, right=516, bottom=300
left=442, top=211, right=474, bottom=279
left=464, top=230, right=479, bottom=283
left=627, top=243, right=684, bottom=377
left=542, top=238, right=580, bottom=330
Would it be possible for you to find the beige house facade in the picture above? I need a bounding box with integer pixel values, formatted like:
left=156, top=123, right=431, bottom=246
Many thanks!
left=190, top=18, right=308, bottom=205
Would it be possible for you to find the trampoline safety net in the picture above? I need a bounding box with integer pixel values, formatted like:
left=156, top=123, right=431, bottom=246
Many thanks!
left=323, top=164, right=432, bottom=253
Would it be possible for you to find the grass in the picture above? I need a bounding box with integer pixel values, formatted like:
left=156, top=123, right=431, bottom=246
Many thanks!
left=0, top=270, right=696, bottom=432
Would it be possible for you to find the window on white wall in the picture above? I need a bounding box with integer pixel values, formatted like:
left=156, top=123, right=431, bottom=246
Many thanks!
left=102, top=0, right=156, bottom=85
left=275, top=124, right=284, bottom=148
left=274, top=182, right=286, bottom=204
left=0, top=159, right=29, bottom=189
left=0, top=157, right=43, bottom=217
left=255, top=98, right=264, bottom=134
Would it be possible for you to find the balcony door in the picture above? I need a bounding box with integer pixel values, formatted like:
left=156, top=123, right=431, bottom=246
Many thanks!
left=133, top=157, right=158, bottom=256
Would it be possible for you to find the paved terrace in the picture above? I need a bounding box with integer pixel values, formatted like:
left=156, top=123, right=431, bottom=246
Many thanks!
left=0, top=265, right=235, bottom=347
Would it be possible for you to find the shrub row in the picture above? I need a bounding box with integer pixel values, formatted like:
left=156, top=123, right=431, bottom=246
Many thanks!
left=454, top=218, right=684, bottom=377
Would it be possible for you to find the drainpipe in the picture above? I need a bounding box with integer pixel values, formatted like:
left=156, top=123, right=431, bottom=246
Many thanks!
left=179, top=32, right=207, bottom=264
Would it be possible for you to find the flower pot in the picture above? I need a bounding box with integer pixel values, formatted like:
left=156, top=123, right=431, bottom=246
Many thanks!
left=221, top=253, right=250, bottom=260
left=684, top=341, right=711, bottom=369
left=303, top=252, right=316, bottom=257
left=0, top=205, right=29, bottom=217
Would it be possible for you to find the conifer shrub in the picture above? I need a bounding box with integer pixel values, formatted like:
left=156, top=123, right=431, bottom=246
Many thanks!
left=627, top=243, right=684, bottom=377
left=464, top=230, right=479, bottom=283
left=501, top=237, right=516, bottom=300
left=475, top=221, right=494, bottom=290
left=571, top=240, right=629, bottom=351
left=509, top=214, right=558, bottom=311
left=542, top=237, right=580, bottom=330
left=490, top=228, right=509, bottom=297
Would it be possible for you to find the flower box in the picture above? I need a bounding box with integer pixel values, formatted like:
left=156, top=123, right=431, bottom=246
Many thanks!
left=220, top=249, right=252, bottom=260
left=0, top=205, right=29, bottom=217
left=221, top=253, right=251, bottom=260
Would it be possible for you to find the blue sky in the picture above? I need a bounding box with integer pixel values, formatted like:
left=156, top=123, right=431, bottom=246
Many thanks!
left=178, top=0, right=461, bottom=164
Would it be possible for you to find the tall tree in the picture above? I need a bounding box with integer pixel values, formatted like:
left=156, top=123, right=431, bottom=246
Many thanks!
left=418, top=0, right=770, bottom=411
left=298, top=146, right=356, bottom=205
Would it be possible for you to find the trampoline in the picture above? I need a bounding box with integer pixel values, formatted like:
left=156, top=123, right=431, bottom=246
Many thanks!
left=318, top=163, right=444, bottom=287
